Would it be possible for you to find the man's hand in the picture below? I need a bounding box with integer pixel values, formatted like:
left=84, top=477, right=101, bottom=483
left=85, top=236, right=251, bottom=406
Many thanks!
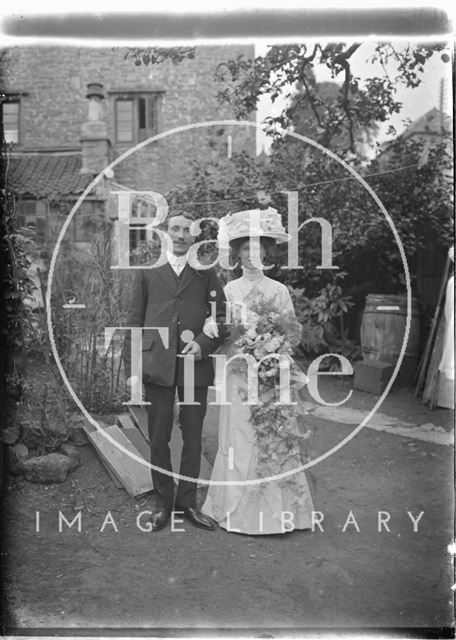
left=202, top=316, right=219, bottom=339
left=181, top=341, right=202, bottom=361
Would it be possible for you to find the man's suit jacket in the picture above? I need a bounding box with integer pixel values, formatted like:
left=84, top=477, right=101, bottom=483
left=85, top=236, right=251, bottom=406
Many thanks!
left=122, top=262, right=227, bottom=387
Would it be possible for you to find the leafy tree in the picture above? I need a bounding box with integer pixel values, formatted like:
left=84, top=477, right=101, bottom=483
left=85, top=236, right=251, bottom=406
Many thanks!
left=125, top=42, right=451, bottom=152
left=214, top=43, right=450, bottom=150
left=126, top=42, right=453, bottom=352
left=124, top=46, right=196, bottom=67
left=1, top=126, right=36, bottom=421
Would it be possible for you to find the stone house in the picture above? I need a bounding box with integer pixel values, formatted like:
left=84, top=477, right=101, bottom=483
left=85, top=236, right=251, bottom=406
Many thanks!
left=1, top=45, right=256, bottom=262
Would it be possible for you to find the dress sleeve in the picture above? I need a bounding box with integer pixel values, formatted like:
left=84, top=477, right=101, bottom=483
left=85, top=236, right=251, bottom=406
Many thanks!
left=277, top=283, right=302, bottom=347
left=224, top=281, right=234, bottom=299
left=278, top=283, right=296, bottom=316
left=223, top=281, right=237, bottom=318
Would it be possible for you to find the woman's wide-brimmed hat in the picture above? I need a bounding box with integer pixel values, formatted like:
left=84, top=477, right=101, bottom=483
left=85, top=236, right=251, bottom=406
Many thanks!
left=218, top=207, right=290, bottom=248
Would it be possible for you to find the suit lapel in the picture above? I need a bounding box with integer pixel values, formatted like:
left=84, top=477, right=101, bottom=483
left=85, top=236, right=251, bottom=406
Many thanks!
left=177, top=263, right=199, bottom=295
left=155, top=263, right=178, bottom=293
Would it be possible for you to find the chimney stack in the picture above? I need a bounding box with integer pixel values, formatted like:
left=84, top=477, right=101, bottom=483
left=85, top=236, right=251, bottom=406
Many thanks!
left=80, top=83, right=111, bottom=174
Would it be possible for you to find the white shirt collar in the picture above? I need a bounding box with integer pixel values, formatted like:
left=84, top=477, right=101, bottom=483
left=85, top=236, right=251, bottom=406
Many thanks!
left=167, top=251, right=188, bottom=270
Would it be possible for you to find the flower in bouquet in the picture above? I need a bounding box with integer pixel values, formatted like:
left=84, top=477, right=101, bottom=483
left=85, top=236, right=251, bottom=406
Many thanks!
left=229, top=288, right=314, bottom=488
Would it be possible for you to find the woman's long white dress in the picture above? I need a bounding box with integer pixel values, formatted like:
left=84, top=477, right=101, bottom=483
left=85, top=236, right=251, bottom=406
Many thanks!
left=202, top=269, right=314, bottom=535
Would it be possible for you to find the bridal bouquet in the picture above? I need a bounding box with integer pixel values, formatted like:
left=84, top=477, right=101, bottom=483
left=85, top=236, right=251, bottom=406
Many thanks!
left=229, top=290, right=312, bottom=485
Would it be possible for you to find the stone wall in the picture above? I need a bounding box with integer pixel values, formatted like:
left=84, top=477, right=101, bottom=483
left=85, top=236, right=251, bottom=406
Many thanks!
left=2, top=45, right=256, bottom=194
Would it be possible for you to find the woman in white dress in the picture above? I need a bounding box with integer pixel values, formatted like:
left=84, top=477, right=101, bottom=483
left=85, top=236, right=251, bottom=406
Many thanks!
left=202, top=208, right=314, bottom=535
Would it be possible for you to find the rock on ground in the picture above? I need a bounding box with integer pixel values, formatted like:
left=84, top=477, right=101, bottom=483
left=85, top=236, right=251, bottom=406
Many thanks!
left=22, top=453, right=71, bottom=484
left=7, top=443, right=30, bottom=474
left=21, top=425, right=45, bottom=450
left=67, top=420, right=90, bottom=446
left=2, top=425, right=21, bottom=445
left=59, top=442, right=81, bottom=470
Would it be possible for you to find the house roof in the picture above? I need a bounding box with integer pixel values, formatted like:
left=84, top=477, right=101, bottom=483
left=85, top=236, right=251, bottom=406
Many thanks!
left=6, top=152, right=94, bottom=200
left=402, top=107, right=452, bottom=139
left=376, top=107, right=452, bottom=160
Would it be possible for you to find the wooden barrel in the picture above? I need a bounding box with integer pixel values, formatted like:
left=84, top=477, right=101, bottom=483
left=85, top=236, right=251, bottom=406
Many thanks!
left=360, top=295, right=421, bottom=371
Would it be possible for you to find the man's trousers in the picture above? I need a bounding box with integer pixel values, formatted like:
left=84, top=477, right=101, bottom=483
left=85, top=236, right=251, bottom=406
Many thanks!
left=144, top=383, right=208, bottom=510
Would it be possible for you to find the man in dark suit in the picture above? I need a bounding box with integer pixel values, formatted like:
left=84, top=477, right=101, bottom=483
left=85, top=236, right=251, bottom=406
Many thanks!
left=122, top=211, right=227, bottom=532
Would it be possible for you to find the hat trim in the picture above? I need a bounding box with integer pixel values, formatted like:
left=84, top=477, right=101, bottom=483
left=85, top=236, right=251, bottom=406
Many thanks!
left=227, top=231, right=290, bottom=244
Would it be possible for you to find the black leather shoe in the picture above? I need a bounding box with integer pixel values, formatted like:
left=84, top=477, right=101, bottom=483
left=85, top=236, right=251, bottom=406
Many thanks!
left=150, top=508, right=171, bottom=532
left=174, top=505, right=217, bottom=531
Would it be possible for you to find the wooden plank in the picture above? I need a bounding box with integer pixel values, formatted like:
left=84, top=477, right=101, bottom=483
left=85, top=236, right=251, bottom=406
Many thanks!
left=117, top=413, right=138, bottom=431
left=422, top=310, right=446, bottom=407
left=128, top=405, right=150, bottom=442
left=80, top=420, right=124, bottom=489
left=85, top=424, right=154, bottom=498
left=123, top=427, right=151, bottom=462
left=414, top=254, right=451, bottom=394
left=99, top=457, right=124, bottom=489
left=90, top=426, right=153, bottom=497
